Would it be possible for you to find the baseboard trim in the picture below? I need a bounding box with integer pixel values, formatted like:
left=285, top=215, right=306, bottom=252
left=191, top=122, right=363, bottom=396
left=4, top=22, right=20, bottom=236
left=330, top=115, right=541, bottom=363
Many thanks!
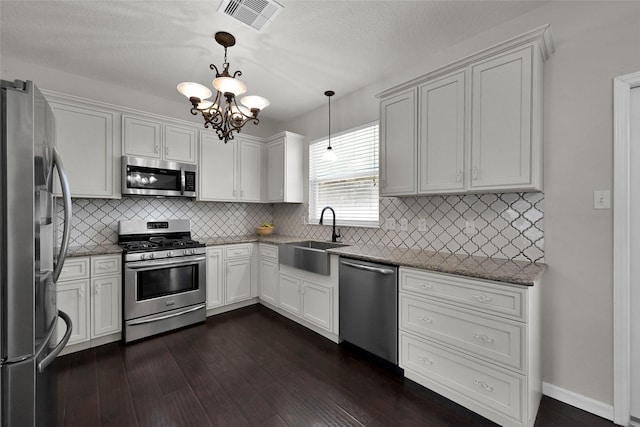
left=543, top=382, right=614, bottom=421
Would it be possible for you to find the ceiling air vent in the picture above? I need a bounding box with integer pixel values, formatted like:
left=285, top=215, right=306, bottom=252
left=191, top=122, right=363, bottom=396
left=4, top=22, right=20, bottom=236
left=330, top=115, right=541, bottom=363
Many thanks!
left=218, top=0, right=284, bottom=32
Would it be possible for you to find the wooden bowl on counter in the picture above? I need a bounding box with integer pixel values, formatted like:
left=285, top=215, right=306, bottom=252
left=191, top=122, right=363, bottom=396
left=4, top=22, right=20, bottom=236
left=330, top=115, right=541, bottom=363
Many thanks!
left=256, top=226, right=274, bottom=236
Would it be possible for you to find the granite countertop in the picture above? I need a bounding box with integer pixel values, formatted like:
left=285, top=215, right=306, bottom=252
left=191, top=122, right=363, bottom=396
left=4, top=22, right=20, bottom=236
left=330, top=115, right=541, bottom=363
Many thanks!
left=66, top=244, right=123, bottom=258
left=326, top=244, right=546, bottom=286
left=63, top=235, right=546, bottom=286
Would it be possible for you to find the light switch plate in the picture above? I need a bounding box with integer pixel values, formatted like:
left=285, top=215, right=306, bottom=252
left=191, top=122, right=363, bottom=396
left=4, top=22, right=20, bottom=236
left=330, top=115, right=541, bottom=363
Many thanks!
left=399, top=218, right=408, bottom=231
left=594, top=190, right=611, bottom=209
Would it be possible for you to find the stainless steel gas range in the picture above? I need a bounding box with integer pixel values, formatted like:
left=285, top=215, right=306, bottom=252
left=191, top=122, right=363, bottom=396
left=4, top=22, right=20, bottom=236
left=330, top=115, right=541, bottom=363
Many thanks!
left=118, top=219, right=206, bottom=342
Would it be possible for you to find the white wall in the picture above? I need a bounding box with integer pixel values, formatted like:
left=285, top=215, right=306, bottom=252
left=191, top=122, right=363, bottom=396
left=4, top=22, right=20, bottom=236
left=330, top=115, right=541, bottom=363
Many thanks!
left=0, top=56, right=285, bottom=138
left=280, top=1, right=640, bottom=408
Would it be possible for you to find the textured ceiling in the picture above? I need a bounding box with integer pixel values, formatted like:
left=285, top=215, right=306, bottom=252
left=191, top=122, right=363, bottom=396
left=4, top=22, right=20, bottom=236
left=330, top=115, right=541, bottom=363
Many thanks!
left=0, top=1, right=546, bottom=122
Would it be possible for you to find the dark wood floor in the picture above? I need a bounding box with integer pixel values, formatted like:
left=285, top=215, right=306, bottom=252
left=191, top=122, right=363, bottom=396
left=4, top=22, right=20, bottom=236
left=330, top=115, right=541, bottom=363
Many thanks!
left=56, top=305, right=615, bottom=427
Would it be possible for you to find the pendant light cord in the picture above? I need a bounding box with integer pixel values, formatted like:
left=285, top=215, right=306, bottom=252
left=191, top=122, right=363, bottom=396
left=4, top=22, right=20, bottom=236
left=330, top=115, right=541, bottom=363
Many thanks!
left=328, top=94, right=331, bottom=149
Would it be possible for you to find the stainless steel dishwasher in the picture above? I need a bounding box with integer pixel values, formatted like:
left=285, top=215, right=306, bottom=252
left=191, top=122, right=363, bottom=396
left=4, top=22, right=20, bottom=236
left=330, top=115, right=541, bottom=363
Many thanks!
left=339, top=257, right=398, bottom=364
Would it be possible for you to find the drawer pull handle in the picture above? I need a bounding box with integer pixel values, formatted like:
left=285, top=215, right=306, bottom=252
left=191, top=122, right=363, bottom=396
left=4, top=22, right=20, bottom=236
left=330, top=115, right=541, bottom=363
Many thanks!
left=472, top=294, right=492, bottom=303
left=417, top=355, right=433, bottom=365
left=419, top=282, right=433, bottom=289
left=473, top=333, right=494, bottom=344
left=473, top=379, right=494, bottom=392
left=417, top=316, right=433, bottom=324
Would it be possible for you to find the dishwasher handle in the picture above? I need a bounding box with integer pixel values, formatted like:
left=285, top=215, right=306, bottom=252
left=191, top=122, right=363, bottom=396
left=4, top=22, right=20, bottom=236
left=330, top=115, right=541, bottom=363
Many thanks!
left=340, top=260, right=395, bottom=275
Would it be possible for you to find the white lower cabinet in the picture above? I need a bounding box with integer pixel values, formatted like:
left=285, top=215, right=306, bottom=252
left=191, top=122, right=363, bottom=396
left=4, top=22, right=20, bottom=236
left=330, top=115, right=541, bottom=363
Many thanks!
left=277, top=260, right=338, bottom=337
left=57, top=279, right=90, bottom=346
left=258, top=244, right=279, bottom=306
left=206, top=247, right=224, bottom=309
left=205, top=244, right=256, bottom=314
left=398, top=267, right=540, bottom=427
left=57, top=255, right=122, bottom=352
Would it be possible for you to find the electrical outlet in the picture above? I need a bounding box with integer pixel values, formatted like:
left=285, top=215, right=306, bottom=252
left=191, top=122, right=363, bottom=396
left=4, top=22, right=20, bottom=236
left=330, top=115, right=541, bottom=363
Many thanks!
left=229, top=217, right=235, bottom=226
left=385, top=218, right=396, bottom=231
left=464, top=220, right=476, bottom=236
left=418, top=218, right=427, bottom=232
left=399, top=218, right=408, bottom=231
left=302, top=215, right=306, bottom=225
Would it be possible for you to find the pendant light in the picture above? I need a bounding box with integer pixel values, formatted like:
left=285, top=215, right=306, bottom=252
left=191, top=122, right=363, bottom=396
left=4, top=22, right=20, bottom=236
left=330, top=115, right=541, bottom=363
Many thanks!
left=322, top=90, right=337, bottom=161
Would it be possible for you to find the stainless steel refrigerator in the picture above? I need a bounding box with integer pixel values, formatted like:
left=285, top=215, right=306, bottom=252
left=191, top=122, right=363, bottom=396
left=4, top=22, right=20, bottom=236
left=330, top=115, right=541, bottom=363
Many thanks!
left=1, top=80, right=73, bottom=426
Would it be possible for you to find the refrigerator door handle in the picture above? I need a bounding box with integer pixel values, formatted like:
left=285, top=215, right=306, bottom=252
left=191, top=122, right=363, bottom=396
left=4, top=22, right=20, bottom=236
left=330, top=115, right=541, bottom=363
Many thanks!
left=52, top=148, right=72, bottom=283
left=37, top=310, right=72, bottom=373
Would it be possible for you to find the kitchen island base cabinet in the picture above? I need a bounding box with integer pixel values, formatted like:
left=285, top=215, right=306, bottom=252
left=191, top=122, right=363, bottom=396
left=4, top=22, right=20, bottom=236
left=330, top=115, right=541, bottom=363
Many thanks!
left=398, top=267, right=540, bottom=427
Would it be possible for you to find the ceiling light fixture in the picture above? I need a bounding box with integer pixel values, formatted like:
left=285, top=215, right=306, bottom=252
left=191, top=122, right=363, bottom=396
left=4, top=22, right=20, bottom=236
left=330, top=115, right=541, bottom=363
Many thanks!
left=322, top=90, right=337, bottom=162
left=177, top=31, right=269, bottom=143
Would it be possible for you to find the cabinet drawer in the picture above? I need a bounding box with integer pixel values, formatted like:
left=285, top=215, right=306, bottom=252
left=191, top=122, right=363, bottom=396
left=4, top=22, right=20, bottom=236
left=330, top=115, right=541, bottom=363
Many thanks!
left=400, top=294, right=523, bottom=371
left=91, top=255, right=121, bottom=277
left=58, top=257, right=90, bottom=281
left=225, top=243, right=253, bottom=259
left=259, top=244, right=278, bottom=261
left=400, top=268, right=525, bottom=320
left=400, top=331, right=523, bottom=424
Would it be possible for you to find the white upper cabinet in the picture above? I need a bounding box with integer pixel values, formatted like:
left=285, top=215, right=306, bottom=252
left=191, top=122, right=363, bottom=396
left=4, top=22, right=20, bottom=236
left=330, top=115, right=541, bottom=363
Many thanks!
left=470, top=47, right=535, bottom=191
left=239, top=139, right=263, bottom=202
left=266, top=132, right=304, bottom=203
left=122, top=115, right=197, bottom=164
left=164, top=124, right=197, bottom=163
left=418, top=71, right=466, bottom=194
left=199, top=131, right=237, bottom=201
left=377, top=25, right=553, bottom=195
left=198, top=133, right=263, bottom=202
left=47, top=94, right=121, bottom=199
left=379, top=89, right=418, bottom=196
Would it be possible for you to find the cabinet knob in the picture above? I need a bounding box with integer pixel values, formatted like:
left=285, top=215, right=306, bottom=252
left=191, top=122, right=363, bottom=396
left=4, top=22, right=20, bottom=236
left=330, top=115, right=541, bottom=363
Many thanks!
left=95, top=283, right=102, bottom=295
left=456, top=169, right=463, bottom=183
left=165, top=146, right=169, bottom=156
left=154, top=144, right=159, bottom=154
left=79, top=286, right=85, bottom=298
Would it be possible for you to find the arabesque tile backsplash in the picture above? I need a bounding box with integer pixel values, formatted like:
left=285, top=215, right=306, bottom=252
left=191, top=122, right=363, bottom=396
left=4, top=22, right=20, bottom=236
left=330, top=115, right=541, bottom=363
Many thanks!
left=58, top=192, right=543, bottom=263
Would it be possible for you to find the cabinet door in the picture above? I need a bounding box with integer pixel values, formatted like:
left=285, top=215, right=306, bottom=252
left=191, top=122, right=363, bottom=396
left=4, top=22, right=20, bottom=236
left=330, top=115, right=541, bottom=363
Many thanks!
left=418, top=71, right=466, bottom=194
left=267, top=140, right=285, bottom=202
left=206, top=248, right=224, bottom=309
left=278, top=272, right=301, bottom=316
left=122, top=115, right=162, bottom=159
left=199, top=131, right=237, bottom=201
left=91, top=275, right=121, bottom=338
left=50, top=102, right=117, bottom=198
left=470, top=47, right=533, bottom=191
left=239, top=140, right=263, bottom=202
left=259, top=259, right=278, bottom=306
left=164, top=124, right=197, bottom=163
left=225, top=258, right=252, bottom=304
left=380, top=89, right=417, bottom=196
left=57, top=279, right=90, bottom=345
left=301, top=280, right=332, bottom=331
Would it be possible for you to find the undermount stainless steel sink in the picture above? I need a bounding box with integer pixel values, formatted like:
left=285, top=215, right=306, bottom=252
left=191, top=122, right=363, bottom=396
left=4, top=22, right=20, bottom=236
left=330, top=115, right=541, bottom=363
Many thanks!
left=278, top=240, right=347, bottom=275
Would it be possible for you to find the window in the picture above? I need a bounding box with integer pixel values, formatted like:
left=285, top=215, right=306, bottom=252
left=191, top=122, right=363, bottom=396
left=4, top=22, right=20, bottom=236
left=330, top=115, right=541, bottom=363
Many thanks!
left=309, top=122, right=379, bottom=227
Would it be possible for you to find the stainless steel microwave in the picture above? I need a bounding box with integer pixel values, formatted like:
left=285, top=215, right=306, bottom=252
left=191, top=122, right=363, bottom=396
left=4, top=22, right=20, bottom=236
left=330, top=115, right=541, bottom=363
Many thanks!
left=122, top=156, right=197, bottom=197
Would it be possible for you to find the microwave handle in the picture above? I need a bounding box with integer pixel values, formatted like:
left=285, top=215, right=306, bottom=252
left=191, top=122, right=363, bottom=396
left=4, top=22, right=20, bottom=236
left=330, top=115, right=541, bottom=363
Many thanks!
left=181, top=168, right=185, bottom=196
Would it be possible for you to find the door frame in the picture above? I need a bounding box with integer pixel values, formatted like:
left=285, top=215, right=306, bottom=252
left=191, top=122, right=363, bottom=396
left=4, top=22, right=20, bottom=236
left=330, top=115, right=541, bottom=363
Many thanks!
left=613, top=70, right=640, bottom=426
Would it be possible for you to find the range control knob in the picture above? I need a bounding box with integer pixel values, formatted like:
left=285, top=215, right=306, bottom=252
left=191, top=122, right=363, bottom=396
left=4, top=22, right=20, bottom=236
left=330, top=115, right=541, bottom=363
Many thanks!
left=148, top=253, right=155, bottom=260
left=140, top=254, right=146, bottom=260
left=167, top=251, right=173, bottom=257
left=183, top=249, right=188, bottom=256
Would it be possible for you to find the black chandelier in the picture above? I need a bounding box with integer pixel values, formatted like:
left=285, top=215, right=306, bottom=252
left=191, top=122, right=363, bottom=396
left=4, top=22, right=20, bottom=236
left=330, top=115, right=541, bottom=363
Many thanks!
left=177, top=31, right=269, bottom=143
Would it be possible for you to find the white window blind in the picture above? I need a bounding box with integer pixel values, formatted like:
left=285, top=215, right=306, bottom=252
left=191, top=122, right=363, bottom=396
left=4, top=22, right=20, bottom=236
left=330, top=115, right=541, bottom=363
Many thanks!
left=309, top=122, right=379, bottom=227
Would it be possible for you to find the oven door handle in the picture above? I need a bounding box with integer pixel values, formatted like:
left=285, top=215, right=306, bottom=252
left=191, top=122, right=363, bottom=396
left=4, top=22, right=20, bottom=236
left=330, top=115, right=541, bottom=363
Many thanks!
left=126, top=255, right=206, bottom=270
left=127, top=304, right=206, bottom=326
